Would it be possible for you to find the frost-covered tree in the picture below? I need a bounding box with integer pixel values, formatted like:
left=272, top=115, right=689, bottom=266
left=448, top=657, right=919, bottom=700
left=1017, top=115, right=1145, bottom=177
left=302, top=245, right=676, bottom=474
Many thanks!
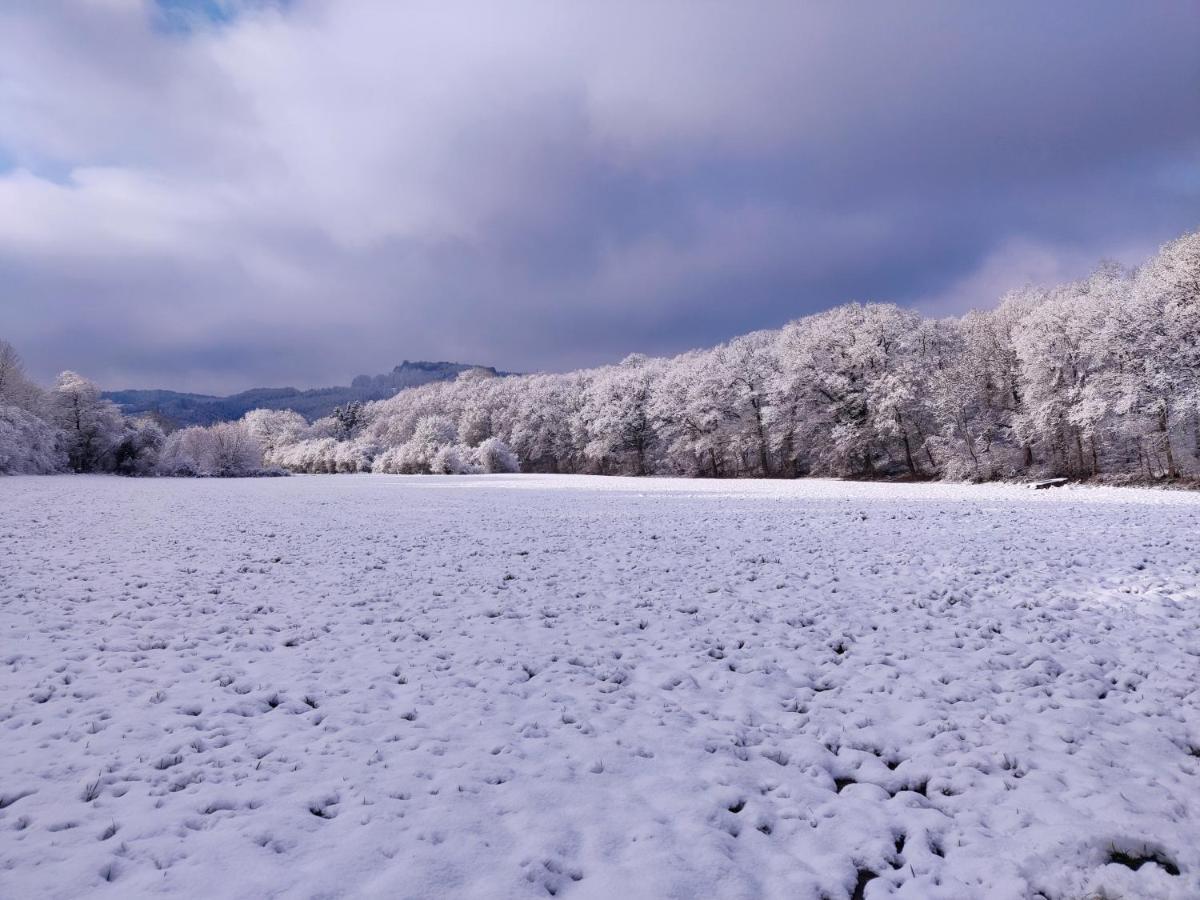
left=331, top=401, right=365, bottom=440
left=244, top=408, right=307, bottom=454
left=0, top=405, right=65, bottom=474
left=581, top=355, right=660, bottom=475
left=651, top=349, right=734, bottom=476
left=0, top=341, right=47, bottom=414
left=113, top=417, right=166, bottom=476
left=475, top=436, right=520, bottom=474
left=50, top=371, right=125, bottom=473
left=430, top=443, right=476, bottom=474
left=924, top=300, right=1032, bottom=480
left=717, top=332, right=780, bottom=476
left=372, top=415, right=457, bottom=474
left=1110, top=233, right=1200, bottom=477
left=158, top=421, right=265, bottom=476
left=0, top=341, right=65, bottom=474
left=207, top=421, right=264, bottom=476
left=1011, top=277, right=1116, bottom=477
left=506, top=373, right=585, bottom=473
left=776, top=304, right=932, bottom=476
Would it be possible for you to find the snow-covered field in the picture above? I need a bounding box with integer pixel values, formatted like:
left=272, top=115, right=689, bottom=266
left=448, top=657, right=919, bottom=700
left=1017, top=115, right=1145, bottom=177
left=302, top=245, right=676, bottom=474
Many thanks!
left=2, top=475, right=1199, bottom=900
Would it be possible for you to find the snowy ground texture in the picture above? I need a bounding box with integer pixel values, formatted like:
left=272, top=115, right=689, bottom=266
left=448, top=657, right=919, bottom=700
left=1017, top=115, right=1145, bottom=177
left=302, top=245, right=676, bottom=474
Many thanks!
left=2, top=476, right=1200, bottom=900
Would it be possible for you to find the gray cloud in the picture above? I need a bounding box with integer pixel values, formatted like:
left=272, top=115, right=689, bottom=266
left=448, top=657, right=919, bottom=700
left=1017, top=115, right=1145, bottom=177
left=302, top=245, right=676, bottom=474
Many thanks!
left=1, top=0, right=1197, bottom=392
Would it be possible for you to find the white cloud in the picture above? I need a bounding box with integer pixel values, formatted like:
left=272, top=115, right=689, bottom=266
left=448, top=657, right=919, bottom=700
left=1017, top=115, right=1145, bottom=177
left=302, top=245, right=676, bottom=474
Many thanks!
left=915, top=236, right=1162, bottom=317
left=0, top=0, right=1196, bottom=390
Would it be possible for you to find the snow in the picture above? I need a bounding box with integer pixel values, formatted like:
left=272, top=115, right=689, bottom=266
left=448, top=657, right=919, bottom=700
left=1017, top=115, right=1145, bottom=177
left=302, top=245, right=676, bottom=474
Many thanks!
left=2, top=474, right=1199, bottom=899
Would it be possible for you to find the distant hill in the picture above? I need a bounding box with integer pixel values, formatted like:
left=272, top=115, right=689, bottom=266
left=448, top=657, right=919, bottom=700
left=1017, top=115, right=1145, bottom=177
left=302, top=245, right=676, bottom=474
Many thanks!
left=105, top=360, right=506, bottom=427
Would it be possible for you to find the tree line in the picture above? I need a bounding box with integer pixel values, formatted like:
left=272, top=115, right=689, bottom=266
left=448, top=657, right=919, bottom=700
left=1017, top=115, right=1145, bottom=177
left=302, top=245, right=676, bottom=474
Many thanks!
left=2, top=230, right=1197, bottom=482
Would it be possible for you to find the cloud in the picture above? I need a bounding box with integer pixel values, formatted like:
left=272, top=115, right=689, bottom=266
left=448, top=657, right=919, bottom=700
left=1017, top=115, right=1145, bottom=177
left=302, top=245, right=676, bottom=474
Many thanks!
left=914, top=236, right=1163, bottom=318
left=1, top=0, right=1197, bottom=392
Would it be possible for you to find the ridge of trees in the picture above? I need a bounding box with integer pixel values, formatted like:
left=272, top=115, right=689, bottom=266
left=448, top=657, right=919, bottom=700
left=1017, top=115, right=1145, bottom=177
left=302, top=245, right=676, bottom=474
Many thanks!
left=2, top=230, right=1197, bottom=482
left=258, top=230, right=1200, bottom=481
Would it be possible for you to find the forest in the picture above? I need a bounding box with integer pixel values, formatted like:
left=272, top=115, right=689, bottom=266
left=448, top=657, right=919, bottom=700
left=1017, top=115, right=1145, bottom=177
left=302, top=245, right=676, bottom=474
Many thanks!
left=3, top=230, right=1197, bottom=483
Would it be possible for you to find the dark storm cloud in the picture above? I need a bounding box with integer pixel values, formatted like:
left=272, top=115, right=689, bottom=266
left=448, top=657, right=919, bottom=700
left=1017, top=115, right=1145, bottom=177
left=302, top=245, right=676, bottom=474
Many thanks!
left=0, top=0, right=1197, bottom=393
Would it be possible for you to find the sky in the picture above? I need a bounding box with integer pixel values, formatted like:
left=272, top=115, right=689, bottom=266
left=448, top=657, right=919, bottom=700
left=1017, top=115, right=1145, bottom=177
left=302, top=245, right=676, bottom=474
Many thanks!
left=1, top=0, right=1198, bottom=393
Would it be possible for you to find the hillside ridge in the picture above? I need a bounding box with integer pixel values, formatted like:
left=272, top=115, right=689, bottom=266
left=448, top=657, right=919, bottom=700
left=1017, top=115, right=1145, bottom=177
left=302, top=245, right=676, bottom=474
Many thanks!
left=104, top=360, right=506, bottom=426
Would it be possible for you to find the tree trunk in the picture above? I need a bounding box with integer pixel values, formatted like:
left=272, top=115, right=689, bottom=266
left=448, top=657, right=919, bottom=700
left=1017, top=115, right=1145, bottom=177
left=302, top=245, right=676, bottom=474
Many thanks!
left=901, top=430, right=918, bottom=477
left=1160, top=407, right=1178, bottom=478
left=752, top=399, right=770, bottom=477
left=781, top=430, right=794, bottom=478
left=959, top=413, right=979, bottom=468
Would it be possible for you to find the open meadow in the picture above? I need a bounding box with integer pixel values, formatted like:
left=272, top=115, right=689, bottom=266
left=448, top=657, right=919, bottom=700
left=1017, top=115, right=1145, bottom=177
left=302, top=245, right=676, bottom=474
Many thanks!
left=2, top=475, right=1199, bottom=899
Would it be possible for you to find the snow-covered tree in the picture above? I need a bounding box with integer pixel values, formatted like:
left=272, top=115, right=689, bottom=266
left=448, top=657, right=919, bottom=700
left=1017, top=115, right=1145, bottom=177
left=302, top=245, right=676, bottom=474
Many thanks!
left=650, top=349, right=733, bottom=476
left=158, top=421, right=265, bottom=476
left=776, top=304, right=932, bottom=477
left=1110, top=233, right=1200, bottom=477
left=243, top=408, right=307, bottom=459
left=0, top=341, right=47, bottom=415
left=717, top=332, right=780, bottom=476
left=0, top=341, right=65, bottom=474
left=581, top=355, right=660, bottom=475
left=0, top=404, right=65, bottom=474
left=50, top=371, right=125, bottom=473
left=430, top=444, right=476, bottom=474
left=331, top=401, right=365, bottom=440
left=113, top=417, right=166, bottom=476
left=475, top=436, right=520, bottom=474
